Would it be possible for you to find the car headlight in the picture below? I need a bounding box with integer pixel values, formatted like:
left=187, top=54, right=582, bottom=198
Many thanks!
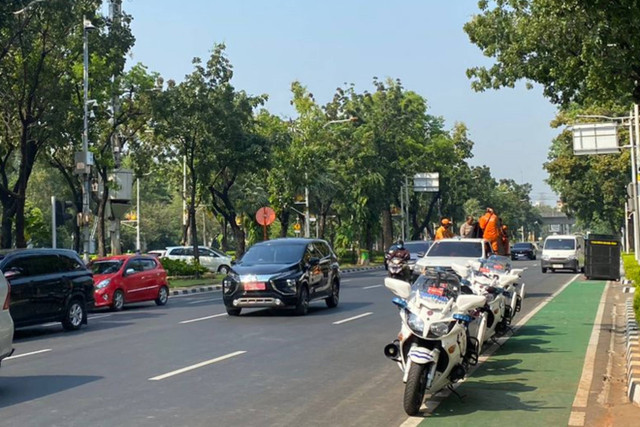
left=541, top=254, right=550, bottom=260
left=270, top=274, right=299, bottom=294
left=95, top=278, right=111, bottom=289
left=407, top=312, right=425, bottom=335
left=429, top=321, right=454, bottom=338
left=567, top=255, right=577, bottom=260
left=222, top=273, right=239, bottom=294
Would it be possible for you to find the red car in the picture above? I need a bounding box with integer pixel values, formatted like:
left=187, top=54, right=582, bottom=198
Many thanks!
left=88, top=255, right=169, bottom=311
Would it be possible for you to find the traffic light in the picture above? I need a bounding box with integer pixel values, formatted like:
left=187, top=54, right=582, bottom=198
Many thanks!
left=55, top=200, right=74, bottom=227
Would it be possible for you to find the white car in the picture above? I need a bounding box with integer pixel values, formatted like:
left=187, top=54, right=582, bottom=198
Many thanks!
left=0, top=272, right=14, bottom=367
left=165, top=246, right=232, bottom=274
left=414, top=238, right=494, bottom=275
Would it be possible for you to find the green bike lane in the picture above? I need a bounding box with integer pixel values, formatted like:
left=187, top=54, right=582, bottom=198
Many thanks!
left=420, top=279, right=606, bottom=426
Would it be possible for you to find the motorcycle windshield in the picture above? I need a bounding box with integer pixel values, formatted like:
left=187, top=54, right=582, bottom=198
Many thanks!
left=411, top=272, right=461, bottom=308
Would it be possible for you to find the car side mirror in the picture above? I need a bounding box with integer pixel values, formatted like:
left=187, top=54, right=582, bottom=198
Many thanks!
left=308, top=257, right=320, bottom=266
left=4, top=269, right=21, bottom=280
left=125, top=268, right=135, bottom=276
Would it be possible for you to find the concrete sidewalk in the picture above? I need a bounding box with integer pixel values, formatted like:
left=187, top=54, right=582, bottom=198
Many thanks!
left=582, top=279, right=640, bottom=426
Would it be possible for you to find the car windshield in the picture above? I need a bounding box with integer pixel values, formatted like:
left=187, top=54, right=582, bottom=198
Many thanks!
left=544, top=239, right=575, bottom=250
left=512, top=243, right=532, bottom=249
left=426, top=241, right=482, bottom=258
left=404, top=242, right=431, bottom=254
left=89, top=260, right=123, bottom=274
left=239, top=244, right=305, bottom=265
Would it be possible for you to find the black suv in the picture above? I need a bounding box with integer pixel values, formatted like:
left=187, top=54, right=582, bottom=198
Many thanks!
left=0, top=249, right=94, bottom=330
left=222, top=238, right=340, bottom=316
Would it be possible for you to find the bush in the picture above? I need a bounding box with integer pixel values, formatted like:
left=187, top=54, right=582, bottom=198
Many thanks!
left=622, top=253, right=640, bottom=322
left=158, top=257, right=208, bottom=277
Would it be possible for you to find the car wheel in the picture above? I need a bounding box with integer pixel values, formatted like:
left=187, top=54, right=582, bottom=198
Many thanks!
left=226, top=307, right=241, bottom=316
left=111, top=290, right=125, bottom=311
left=218, top=265, right=230, bottom=275
left=541, top=267, right=547, bottom=273
left=295, top=285, right=309, bottom=316
left=62, top=299, right=85, bottom=331
left=155, top=286, right=169, bottom=306
left=325, top=280, right=339, bottom=308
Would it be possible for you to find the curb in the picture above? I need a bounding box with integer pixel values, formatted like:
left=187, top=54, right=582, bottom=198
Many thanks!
left=625, top=298, right=640, bottom=406
left=171, top=285, right=221, bottom=296
left=340, top=265, right=384, bottom=274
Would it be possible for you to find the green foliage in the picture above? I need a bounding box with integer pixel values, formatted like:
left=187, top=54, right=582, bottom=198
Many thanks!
left=464, top=0, right=640, bottom=105
left=158, top=257, right=208, bottom=277
left=622, top=253, right=640, bottom=322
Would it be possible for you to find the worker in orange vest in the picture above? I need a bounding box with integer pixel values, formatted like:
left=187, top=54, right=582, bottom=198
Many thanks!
left=479, top=208, right=502, bottom=253
left=435, top=218, right=455, bottom=240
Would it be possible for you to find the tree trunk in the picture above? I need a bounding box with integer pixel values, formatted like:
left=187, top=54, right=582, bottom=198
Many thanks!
left=415, top=192, right=440, bottom=240
left=382, top=207, right=393, bottom=249
left=231, top=222, right=245, bottom=257
left=278, top=209, right=290, bottom=237
left=0, top=198, right=15, bottom=248
left=97, top=169, right=109, bottom=257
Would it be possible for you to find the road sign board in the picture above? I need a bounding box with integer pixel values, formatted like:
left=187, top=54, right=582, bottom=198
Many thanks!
left=293, top=222, right=301, bottom=231
left=255, top=207, right=276, bottom=226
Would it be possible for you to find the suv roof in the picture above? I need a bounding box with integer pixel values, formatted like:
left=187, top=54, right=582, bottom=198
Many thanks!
left=0, top=248, right=81, bottom=261
left=253, top=238, right=323, bottom=246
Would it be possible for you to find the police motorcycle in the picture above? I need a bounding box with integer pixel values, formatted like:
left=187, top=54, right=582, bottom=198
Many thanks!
left=450, top=256, right=525, bottom=348
left=383, top=271, right=486, bottom=416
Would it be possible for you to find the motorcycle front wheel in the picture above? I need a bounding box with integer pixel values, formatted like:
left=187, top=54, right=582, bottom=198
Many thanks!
left=403, top=362, right=429, bottom=416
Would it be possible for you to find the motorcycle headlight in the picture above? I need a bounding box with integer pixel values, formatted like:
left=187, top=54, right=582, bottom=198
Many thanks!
left=429, top=321, right=454, bottom=338
left=407, top=312, right=425, bottom=335
left=95, top=278, right=111, bottom=289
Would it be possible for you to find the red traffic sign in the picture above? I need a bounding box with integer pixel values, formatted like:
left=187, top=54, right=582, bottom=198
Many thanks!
left=255, top=207, right=276, bottom=226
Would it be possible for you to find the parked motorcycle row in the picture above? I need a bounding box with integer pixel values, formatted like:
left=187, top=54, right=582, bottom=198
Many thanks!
left=383, top=256, right=526, bottom=415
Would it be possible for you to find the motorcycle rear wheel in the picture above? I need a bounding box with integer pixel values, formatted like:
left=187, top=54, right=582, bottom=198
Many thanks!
left=403, top=362, right=429, bottom=416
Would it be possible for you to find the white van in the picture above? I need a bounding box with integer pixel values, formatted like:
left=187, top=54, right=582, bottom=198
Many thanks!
left=541, top=234, right=584, bottom=273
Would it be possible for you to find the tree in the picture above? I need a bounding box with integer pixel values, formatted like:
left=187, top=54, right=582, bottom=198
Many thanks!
left=464, top=0, right=640, bottom=105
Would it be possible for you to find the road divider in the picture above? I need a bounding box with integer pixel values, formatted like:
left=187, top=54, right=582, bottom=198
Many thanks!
left=180, top=313, right=227, bottom=324
left=148, top=351, right=246, bottom=381
left=5, top=349, right=52, bottom=361
left=332, top=312, right=373, bottom=325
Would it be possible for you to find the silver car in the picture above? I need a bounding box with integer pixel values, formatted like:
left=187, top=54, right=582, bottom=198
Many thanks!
left=0, top=272, right=14, bottom=366
left=165, top=246, right=232, bottom=274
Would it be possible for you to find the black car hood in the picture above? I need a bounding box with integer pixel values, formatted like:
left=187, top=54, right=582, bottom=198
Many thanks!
left=232, top=263, right=300, bottom=276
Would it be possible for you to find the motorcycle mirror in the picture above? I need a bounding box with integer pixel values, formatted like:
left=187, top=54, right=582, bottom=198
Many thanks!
left=384, top=277, right=412, bottom=299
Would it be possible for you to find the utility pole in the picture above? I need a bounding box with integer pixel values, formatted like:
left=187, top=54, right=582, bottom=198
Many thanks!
left=81, top=16, right=95, bottom=262
left=51, top=196, right=57, bottom=248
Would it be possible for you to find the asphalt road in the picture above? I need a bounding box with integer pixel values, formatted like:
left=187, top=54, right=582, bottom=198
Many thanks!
left=0, top=262, right=578, bottom=427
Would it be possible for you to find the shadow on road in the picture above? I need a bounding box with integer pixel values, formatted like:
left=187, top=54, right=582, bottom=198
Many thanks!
left=0, top=375, right=102, bottom=409
left=239, top=301, right=373, bottom=317
left=472, top=358, right=534, bottom=378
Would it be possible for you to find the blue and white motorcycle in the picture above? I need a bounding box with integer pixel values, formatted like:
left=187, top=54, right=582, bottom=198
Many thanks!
left=384, top=272, right=486, bottom=416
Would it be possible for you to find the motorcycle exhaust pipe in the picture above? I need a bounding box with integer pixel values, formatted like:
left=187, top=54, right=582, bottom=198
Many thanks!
left=384, top=341, right=401, bottom=360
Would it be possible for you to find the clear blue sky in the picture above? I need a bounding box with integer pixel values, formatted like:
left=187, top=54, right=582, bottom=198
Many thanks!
left=121, top=0, right=559, bottom=204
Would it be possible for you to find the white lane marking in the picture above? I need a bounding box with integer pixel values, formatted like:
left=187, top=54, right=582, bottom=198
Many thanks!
left=88, top=314, right=113, bottom=320
left=568, top=281, right=609, bottom=425
left=170, top=290, right=221, bottom=299
left=341, top=279, right=353, bottom=283
left=187, top=298, right=222, bottom=305
left=148, top=351, right=246, bottom=381
left=332, top=312, right=373, bottom=325
left=5, top=349, right=52, bottom=361
left=401, top=274, right=581, bottom=425
left=363, top=285, right=382, bottom=290
left=179, top=313, right=227, bottom=324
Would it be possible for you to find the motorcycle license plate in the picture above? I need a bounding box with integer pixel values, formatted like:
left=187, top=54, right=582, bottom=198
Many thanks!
left=552, top=264, right=563, bottom=269
left=244, top=282, right=266, bottom=291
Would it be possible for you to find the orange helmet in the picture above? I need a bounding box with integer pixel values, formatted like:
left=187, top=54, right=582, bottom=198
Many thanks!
left=442, top=218, right=451, bottom=226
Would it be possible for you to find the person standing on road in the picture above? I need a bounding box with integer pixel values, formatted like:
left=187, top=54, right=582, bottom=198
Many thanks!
left=459, top=216, right=475, bottom=238
left=435, top=218, right=455, bottom=240
left=499, top=224, right=510, bottom=256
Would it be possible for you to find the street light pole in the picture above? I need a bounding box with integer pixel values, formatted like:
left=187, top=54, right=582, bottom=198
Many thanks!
left=81, top=16, right=95, bottom=262
left=136, top=177, right=140, bottom=252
